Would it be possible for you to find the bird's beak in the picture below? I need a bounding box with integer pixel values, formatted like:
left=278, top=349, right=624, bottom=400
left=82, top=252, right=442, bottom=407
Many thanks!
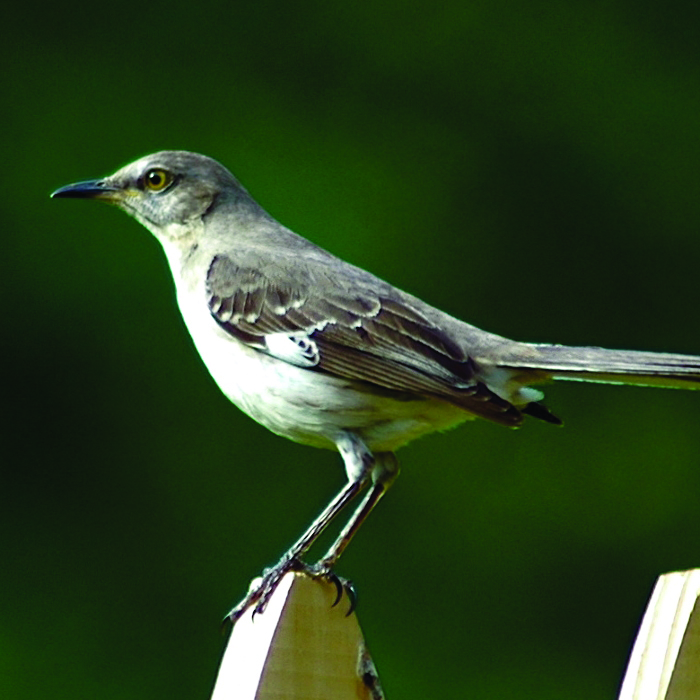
left=51, top=179, right=125, bottom=202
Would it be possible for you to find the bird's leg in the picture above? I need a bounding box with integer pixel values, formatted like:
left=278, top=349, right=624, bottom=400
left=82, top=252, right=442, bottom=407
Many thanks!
left=302, top=453, right=400, bottom=617
left=316, top=452, right=400, bottom=571
left=226, top=432, right=374, bottom=622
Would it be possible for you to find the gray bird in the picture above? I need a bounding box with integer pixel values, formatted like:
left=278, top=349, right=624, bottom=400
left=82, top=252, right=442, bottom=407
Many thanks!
left=52, top=151, right=700, bottom=620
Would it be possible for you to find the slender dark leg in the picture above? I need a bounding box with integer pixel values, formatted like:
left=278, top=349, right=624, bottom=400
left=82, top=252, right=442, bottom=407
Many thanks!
left=316, top=452, right=399, bottom=569
left=226, top=432, right=375, bottom=622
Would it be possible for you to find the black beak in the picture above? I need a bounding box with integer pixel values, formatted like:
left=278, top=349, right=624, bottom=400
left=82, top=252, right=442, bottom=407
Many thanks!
left=51, top=179, right=121, bottom=200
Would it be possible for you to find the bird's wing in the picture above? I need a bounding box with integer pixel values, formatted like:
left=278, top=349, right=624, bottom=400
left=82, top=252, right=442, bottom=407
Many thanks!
left=206, top=254, right=523, bottom=426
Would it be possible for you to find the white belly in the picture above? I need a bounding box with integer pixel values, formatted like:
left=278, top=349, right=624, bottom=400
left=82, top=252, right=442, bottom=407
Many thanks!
left=173, top=276, right=469, bottom=453
left=156, top=236, right=472, bottom=453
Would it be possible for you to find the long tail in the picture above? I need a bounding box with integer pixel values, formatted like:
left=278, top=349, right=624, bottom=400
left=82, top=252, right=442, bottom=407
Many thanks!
left=504, top=344, right=700, bottom=390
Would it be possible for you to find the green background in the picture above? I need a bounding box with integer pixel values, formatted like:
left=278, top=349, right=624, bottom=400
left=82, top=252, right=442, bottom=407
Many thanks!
left=3, top=2, right=700, bottom=698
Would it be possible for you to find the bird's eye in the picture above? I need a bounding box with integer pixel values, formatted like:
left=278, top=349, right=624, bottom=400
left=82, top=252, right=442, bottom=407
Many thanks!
left=143, top=168, right=173, bottom=192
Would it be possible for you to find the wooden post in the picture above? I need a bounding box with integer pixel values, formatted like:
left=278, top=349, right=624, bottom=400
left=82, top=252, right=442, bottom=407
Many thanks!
left=619, top=569, right=700, bottom=700
left=211, top=572, right=384, bottom=699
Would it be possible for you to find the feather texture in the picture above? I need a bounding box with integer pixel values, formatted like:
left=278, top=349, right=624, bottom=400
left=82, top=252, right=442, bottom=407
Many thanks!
left=206, top=255, right=523, bottom=426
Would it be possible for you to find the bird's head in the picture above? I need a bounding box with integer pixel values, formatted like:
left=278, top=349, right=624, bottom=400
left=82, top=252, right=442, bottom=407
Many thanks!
left=51, top=151, right=248, bottom=242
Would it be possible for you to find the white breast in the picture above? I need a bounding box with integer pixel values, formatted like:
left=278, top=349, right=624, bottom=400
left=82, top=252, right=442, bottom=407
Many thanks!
left=159, top=240, right=471, bottom=453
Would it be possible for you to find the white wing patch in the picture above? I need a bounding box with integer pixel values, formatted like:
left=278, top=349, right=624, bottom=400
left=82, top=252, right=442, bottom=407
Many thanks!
left=265, top=332, right=320, bottom=368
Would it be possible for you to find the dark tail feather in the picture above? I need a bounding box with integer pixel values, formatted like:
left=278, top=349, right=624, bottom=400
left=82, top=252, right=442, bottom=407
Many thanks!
left=522, top=401, right=563, bottom=425
left=505, top=344, right=700, bottom=390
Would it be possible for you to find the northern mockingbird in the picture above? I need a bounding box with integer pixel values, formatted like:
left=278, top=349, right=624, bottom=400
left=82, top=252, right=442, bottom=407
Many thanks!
left=52, top=151, right=700, bottom=620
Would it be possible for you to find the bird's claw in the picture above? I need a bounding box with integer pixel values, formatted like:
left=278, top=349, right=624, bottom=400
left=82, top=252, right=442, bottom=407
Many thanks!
left=307, top=563, right=357, bottom=616
left=225, top=556, right=303, bottom=624
left=224, top=559, right=357, bottom=625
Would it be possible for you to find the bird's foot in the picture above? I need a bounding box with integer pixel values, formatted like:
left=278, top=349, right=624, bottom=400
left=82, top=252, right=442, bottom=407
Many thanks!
left=307, top=560, right=357, bottom=616
left=225, top=558, right=356, bottom=624
left=225, top=556, right=303, bottom=623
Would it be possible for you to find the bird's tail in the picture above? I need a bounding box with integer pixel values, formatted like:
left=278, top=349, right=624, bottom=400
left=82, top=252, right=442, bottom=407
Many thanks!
left=503, top=344, right=700, bottom=390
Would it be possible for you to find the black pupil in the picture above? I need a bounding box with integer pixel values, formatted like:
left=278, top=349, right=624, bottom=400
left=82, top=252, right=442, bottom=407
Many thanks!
left=149, top=171, right=163, bottom=187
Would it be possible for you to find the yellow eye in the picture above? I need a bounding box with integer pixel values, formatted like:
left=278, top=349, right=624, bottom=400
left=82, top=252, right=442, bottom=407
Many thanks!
left=143, top=168, right=173, bottom=192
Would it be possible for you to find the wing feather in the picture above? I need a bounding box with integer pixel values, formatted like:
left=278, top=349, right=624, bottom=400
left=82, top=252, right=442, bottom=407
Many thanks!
left=206, top=255, right=522, bottom=426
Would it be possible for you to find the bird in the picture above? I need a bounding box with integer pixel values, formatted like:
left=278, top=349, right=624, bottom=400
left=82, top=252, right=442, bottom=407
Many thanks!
left=52, top=150, right=700, bottom=620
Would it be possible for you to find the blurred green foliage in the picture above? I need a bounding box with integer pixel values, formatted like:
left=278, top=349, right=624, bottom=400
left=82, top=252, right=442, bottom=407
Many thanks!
left=3, top=1, right=700, bottom=698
